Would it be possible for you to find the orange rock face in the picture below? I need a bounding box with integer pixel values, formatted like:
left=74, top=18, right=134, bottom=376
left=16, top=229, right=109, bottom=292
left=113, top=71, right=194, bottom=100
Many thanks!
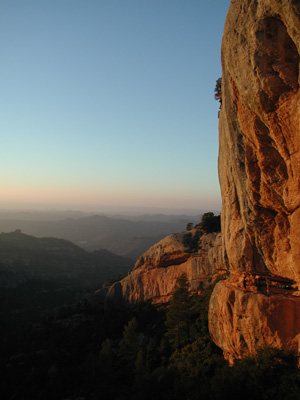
left=219, top=0, right=300, bottom=277
left=209, top=0, right=300, bottom=361
left=209, top=275, right=300, bottom=364
left=107, top=229, right=224, bottom=305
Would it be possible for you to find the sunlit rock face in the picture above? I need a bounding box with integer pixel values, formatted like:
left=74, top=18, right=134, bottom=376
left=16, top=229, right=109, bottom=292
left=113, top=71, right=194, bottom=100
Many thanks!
left=209, top=0, right=300, bottom=361
left=209, top=274, right=300, bottom=365
left=106, top=229, right=224, bottom=305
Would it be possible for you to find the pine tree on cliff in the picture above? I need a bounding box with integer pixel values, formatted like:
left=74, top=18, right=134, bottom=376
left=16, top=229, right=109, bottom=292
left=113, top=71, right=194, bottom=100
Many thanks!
left=214, top=77, right=222, bottom=117
left=214, top=77, right=222, bottom=103
left=165, top=273, right=192, bottom=349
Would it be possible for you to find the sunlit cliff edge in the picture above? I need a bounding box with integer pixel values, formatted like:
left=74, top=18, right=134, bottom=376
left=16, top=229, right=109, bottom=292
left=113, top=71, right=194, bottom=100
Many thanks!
left=209, top=0, right=300, bottom=363
left=105, top=228, right=224, bottom=305
left=103, top=0, right=300, bottom=364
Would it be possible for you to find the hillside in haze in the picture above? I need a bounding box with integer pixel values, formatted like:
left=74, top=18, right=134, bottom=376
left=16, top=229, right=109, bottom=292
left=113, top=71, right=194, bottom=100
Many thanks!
left=0, top=212, right=203, bottom=259
left=0, top=230, right=133, bottom=288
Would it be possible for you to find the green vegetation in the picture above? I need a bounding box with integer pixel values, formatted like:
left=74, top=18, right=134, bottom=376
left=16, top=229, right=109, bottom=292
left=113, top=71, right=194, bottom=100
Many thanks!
left=186, top=212, right=221, bottom=234
left=186, top=222, right=194, bottom=231
left=214, top=77, right=222, bottom=102
left=214, top=77, right=222, bottom=117
left=2, top=271, right=300, bottom=399
left=165, top=273, right=192, bottom=349
left=198, top=212, right=221, bottom=233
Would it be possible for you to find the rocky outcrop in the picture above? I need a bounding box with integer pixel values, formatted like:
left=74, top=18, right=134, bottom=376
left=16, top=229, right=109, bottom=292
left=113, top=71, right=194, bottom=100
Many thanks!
left=209, top=0, right=300, bottom=361
left=209, top=274, right=300, bottom=364
left=106, top=229, right=224, bottom=305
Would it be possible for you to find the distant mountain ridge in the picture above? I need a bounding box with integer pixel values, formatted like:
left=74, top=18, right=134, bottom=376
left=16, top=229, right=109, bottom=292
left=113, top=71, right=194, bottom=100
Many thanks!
left=0, top=213, right=202, bottom=259
left=0, top=230, right=133, bottom=288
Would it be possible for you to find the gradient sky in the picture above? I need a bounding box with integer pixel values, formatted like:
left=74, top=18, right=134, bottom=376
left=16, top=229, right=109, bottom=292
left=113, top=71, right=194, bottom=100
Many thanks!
left=1, top=0, right=231, bottom=213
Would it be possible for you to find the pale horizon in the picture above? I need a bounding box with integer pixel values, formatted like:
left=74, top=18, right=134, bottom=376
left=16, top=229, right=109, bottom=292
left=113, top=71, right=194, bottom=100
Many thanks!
left=0, top=198, right=221, bottom=216
left=1, top=1, right=230, bottom=212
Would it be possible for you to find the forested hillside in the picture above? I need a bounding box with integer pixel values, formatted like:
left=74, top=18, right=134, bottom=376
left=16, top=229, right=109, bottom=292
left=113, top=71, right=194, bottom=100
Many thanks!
left=2, top=275, right=300, bottom=400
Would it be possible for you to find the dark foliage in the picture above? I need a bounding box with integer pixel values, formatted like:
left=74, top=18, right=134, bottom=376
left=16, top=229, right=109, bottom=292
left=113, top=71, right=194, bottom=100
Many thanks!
left=214, top=77, right=222, bottom=102
left=2, top=272, right=300, bottom=400
left=198, top=212, right=221, bottom=233
left=165, top=273, right=192, bottom=349
left=186, top=222, right=194, bottom=231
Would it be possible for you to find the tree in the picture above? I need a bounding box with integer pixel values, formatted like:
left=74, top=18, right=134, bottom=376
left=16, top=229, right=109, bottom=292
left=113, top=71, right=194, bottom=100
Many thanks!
left=99, top=338, right=114, bottom=370
left=119, top=317, right=140, bottom=367
left=98, top=338, right=115, bottom=386
left=165, top=274, right=192, bottom=349
left=199, top=212, right=221, bottom=233
left=214, top=77, right=222, bottom=117
left=214, top=77, right=222, bottom=102
left=211, top=347, right=300, bottom=400
left=186, top=223, right=194, bottom=231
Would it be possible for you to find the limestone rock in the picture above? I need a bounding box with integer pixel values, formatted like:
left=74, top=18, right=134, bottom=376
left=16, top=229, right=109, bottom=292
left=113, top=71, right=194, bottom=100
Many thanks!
left=209, top=0, right=300, bottom=361
left=106, top=229, right=224, bottom=305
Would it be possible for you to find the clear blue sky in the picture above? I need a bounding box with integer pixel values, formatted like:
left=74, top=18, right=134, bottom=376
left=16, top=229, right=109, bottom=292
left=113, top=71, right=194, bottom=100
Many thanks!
left=1, top=0, right=231, bottom=213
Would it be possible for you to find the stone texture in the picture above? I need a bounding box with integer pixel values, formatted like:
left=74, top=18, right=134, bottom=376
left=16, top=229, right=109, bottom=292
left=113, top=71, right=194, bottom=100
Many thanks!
left=209, top=0, right=300, bottom=361
left=209, top=274, right=300, bottom=364
left=106, top=229, right=224, bottom=305
left=219, top=0, right=300, bottom=277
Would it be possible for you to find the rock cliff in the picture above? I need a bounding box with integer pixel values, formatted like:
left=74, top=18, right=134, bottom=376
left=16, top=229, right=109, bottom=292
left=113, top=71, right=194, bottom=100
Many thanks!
left=106, top=229, right=224, bottom=305
left=209, top=0, right=300, bottom=362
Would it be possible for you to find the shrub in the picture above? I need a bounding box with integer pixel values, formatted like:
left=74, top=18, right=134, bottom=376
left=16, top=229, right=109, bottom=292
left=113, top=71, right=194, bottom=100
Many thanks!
left=199, top=212, right=221, bottom=233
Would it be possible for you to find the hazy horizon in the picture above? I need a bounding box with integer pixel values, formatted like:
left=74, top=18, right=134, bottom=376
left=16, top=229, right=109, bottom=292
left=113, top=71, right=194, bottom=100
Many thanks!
left=0, top=203, right=220, bottom=217
left=1, top=1, right=230, bottom=212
